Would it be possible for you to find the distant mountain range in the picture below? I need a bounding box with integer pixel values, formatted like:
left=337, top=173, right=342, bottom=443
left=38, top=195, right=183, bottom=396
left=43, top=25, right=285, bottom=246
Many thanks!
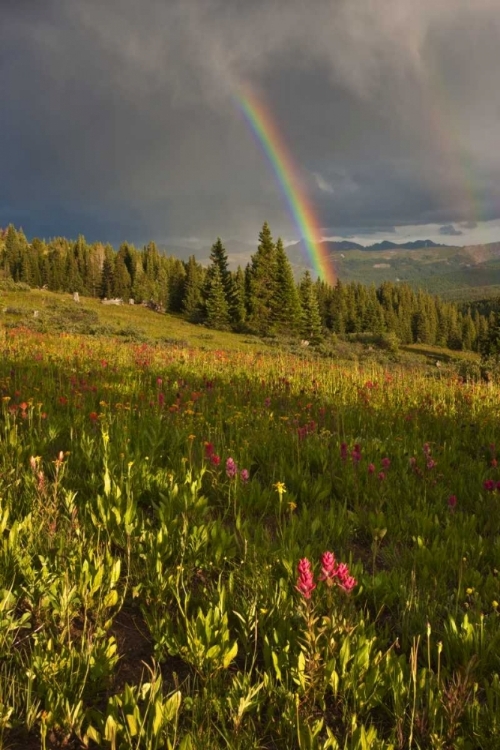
left=323, top=239, right=448, bottom=251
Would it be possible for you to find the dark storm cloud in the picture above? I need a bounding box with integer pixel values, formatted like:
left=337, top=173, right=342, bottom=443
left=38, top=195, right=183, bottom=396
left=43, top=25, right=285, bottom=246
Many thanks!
left=1, top=0, right=499, bottom=245
left=439, top=224, right=463, bottom=236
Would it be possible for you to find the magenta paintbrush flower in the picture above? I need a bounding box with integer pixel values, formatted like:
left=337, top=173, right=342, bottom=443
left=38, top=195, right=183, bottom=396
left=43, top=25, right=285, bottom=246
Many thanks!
left=335, top=561, right=357, bottom=592
left=319, top=551, right=338, bottom=586
left=296, top=558, right=316, bottom=599
left=226, top=457, right=238, bottom=479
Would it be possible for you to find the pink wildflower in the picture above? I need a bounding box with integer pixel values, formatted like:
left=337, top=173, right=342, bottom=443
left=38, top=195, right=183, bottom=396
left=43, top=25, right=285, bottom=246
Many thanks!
left=240, top=468, right=249, bottom=483
left=296, top=558, right=316, bottom=599
left=319, top=551, right=338, bottom=586
left=210, top=454, right=221, bottom=466
left=368, top=463, right=376, bottom=474
left=335, top=562, right=357, bottom=592
left=226, top=457, right=238, bottom=479
left=483, top=479, right=495, bottom=492
left=448, top=494, right=457, bottom=510
left=381, top=457, right=391, bottom=469
left=378, top=471, right=385, bottom=481
left=351, top=446, right=362, bottom=463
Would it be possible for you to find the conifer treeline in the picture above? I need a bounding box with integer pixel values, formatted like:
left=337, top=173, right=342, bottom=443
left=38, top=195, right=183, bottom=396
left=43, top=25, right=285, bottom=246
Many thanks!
left=0, top=222, right=489, bottom=351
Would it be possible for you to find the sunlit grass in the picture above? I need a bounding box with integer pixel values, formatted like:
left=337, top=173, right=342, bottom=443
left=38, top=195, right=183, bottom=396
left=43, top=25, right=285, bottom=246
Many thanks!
left=0, top=312, right=499, bottom=749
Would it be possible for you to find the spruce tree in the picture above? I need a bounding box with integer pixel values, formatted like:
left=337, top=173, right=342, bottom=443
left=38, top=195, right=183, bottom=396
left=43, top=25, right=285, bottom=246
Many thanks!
left=330, top=280, right=347, bottom=334
left=113, top=255, right=132, bottom=299
left=232, top=266, right=247, bottom=326
left=100, top=251, right=115, bottom=299
left=182, top=255, right=205, bottom=322
left=272, top=238, right=302, bottom=333
left=204, top=264, right=230, bottom=329
left=247, top=222, right=277, bottom=334
left=299, top=270, right=323, bottom=343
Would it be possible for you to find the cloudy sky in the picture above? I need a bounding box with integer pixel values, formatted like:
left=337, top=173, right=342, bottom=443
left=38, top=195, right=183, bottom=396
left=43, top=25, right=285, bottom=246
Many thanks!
left=2, top=0, right=500, bottom=252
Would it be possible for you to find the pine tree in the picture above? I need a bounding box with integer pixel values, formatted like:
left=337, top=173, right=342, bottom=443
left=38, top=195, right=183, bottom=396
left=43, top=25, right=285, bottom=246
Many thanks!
left=272, top=238, right=302, bottom=333
left=4, top=225, right=23, bottom=280
left=232, top=266, right=247, bottom=326
left=247, top=222, right=277, bottom=334
left=209, top=238, right=237, bottom=315
left=204, top=265, right=230, bottom=329
left=462, top=311, right=476, bottom=351
left=113, top=255, right=132, bottom=299
left=166, top=258, right=187, bottom=312
left=330, top=280, right=347, bottom=334
left=100, top=249, right=115, bottom=299
left=299, top=270, right=323, bottom=343
left=182, top=255, right=205, bottom=322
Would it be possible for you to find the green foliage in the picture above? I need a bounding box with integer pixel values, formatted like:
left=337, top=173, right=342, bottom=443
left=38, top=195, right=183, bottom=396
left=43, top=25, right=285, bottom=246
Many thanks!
left=246, top=222, right=277, bottom=335
left=0, top=320, right=498, bottom=746
left=299, top=270, right=323, bottom=343
left=204, top=264, right=231, bottom=329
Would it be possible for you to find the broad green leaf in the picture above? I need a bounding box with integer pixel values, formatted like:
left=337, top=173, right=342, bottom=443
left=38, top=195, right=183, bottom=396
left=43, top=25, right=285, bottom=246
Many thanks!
left=223, top=640, right=238, bottom=668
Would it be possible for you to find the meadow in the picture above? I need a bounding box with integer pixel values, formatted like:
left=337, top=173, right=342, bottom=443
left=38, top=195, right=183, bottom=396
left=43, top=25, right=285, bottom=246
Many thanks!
left=1, top=297, right=500, bottom=749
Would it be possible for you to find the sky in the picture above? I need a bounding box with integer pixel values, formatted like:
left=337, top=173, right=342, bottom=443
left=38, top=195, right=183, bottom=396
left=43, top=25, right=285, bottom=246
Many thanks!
left=2, top=0, right=500, bottom=254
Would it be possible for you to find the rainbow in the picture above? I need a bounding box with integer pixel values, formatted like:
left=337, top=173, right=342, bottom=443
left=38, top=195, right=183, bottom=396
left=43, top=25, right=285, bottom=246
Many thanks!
left=235, top=86, right=336, bottom=286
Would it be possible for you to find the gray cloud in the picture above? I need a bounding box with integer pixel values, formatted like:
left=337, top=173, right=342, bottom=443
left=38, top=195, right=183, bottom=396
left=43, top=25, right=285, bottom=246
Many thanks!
left=1, top=0, right=499, bottom=246
left=439, top=224, right=463, bottom=236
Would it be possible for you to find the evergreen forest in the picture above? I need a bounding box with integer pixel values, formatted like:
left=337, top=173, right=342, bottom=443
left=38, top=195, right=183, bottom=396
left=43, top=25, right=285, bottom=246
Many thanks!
left=0, top=222, right=493, bottom=352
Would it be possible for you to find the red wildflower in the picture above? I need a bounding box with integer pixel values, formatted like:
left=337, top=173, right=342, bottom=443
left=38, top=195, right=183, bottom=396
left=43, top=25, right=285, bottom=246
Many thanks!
left=319, top=551, right=338, bottom=586
left=296, top=558, right=316, bottom=599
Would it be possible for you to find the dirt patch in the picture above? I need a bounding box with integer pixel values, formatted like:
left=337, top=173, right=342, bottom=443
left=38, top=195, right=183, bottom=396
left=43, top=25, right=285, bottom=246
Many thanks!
left=109, top=607, right=155, bottom=692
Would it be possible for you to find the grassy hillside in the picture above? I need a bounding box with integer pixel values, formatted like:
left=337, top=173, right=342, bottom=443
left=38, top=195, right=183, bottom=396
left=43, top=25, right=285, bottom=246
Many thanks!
left=292, top=242, right=500, bottom=300
left=0, top=287, right=481, bottom=375
left=0, top=287, right=272, bottom=353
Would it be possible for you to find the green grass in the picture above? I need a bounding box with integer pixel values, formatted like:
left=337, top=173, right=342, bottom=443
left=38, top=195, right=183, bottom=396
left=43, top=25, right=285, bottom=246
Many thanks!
left=1, top=296, right=500, bottom=748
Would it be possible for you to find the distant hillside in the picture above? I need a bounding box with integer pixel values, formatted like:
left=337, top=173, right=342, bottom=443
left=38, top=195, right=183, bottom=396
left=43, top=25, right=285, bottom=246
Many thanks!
left=363, top=239, right=449, bottom=251
left=282, top=239, right=500, bottom=300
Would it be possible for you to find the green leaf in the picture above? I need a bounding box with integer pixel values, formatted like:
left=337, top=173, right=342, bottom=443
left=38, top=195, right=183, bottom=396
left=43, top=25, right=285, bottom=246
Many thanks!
left=164, top=690, right=182, bottom=722
left=103, top=589, right=119, bottom=608
left=223, top=640, right=238, bottom=669
left=126, top=712, right=139, bottom=737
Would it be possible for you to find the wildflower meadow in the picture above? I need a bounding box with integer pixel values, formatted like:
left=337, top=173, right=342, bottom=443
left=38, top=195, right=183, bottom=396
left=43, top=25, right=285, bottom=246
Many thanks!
left=1, top=321, right=500, bottom=749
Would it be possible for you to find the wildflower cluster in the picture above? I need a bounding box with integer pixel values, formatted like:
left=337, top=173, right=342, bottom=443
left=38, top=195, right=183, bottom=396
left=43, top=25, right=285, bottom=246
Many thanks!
left=296, top=551, right=357, bottom=599
left=340, top=442, right=361, bottom=463
left=483, top=479, right=500, bottom=492
left=205, top=443, right=249, bottom=482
